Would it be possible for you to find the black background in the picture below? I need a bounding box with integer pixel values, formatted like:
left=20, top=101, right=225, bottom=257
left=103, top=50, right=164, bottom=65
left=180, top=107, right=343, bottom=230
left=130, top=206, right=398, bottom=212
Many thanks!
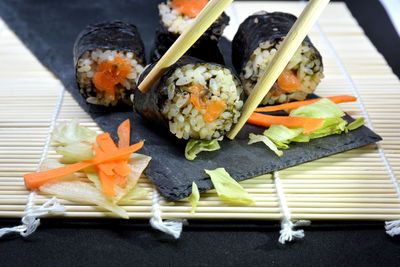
left=0, top=0, right=400, bottom=266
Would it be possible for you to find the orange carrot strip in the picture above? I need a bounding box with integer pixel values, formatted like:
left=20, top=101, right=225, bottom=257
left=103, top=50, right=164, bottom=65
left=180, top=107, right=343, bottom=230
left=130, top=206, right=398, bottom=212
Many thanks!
left=171, top=0, right=208, bottom=18
left=24, top=140, right=144, bottom=189
left=203, top=99, right=227, bottom=123
left=98, top=170, right=116, bottom=196
left=254, top=95, right=357, bottom=113
left=277, top=68, right=301, bottom=92
left=247, top=113, right=324, bottom=134
left=118, top=119, right=131, bottom=148
left=113, top=163, right=131, bottom=177
left=97, top=133, right=118, bottom=152
left=115, top=174, right=127, bottom=188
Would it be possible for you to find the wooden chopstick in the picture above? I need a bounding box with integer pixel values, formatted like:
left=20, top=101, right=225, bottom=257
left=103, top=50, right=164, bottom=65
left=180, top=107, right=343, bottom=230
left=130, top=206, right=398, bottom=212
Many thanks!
left=137, top=0, right=233, bottom=93
left=226, top=0, right=330, bottom=139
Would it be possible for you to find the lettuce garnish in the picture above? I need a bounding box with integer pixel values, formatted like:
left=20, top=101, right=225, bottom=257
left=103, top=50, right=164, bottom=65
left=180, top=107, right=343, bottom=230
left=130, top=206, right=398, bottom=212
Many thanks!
left=52, top=119, right=97, bottom=163
left=249, top=99, right=364, bottom=155
left=185, top=137, right=223, bottom=160
left=205, top=168, right=254, bottom=205
left=188, top=182, right=200, bottom=214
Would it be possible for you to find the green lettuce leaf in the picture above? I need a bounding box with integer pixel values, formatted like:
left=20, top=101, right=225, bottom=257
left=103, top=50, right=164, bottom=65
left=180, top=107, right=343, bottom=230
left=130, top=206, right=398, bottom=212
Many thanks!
left=346, top=117, right=365, bottom=131
left=205, top=168, right=254, bottom=205
left=248, top=133, right=283, bottom=156
left=52, top=119, right=97, bottom=146
left=185, top=137, right=223, bottom=160
left=289, top=98, right=345, bottom=118
left=250, top=98, right=364, bottom=156
left=263, top=125, right=305, bottom=149
left=188, top=182, right=200, bottom=214
left=56, top=142, right=94, bottom=164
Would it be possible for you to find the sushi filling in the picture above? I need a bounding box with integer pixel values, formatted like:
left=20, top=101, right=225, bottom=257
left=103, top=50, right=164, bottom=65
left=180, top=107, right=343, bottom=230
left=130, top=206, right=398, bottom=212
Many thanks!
left=242, top=40, right=324, bottom=105
left=161, top=64, right=243, bottom=140
left=76, top=49, right=144, bottom=106
left=158, top=1, right=195, bottom=34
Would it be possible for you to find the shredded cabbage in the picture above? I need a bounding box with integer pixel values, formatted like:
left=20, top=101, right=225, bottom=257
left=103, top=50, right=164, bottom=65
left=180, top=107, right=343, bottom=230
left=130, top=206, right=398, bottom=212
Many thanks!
left=185, top=137, right=223, bottom=160
left=248, top=133, right=283, bottom=157
left=56, top=143, right=94, bottom=164
left=52, top=119, right=97, bottom=146
left=39, top=176, right=129, bottom=219
left=52, top=120, right=97, bottom=163
left=188, top=182, right=200, bottom=214
left=205, top=168, right=254, bottom=205
left=250, top=98, right=364, bottom=155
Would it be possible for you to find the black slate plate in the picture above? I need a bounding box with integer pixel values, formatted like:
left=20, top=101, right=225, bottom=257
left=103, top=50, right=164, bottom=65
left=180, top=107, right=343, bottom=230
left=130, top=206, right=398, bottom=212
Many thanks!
left=0, top=0, right=381, bottom=200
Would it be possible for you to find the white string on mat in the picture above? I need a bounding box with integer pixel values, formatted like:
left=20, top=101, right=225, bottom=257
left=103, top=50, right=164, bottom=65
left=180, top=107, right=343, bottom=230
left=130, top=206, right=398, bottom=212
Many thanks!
left=273, top=172, right=311, bottom=244
left=150, top=188, right=183, bottom=239
left=0, top=87, right=66, bottom=239
left=312, top=15, right=400, bottom=235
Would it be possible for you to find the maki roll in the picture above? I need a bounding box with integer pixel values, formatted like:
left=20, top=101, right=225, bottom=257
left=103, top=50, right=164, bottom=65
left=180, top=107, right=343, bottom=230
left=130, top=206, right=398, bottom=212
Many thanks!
left=150, top=0, right=229, bottom=64
left=232, top=12, right=324, bottom=106
left=135, top=56, right=243, bottom=140
left=74, top=21, right=146, bottom=107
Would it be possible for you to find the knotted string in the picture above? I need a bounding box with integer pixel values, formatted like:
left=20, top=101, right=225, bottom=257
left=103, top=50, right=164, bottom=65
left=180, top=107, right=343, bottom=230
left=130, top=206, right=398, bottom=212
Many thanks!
left=150, top=189, right=183, bottom=239
left=274, top=172, right=310, bottom=244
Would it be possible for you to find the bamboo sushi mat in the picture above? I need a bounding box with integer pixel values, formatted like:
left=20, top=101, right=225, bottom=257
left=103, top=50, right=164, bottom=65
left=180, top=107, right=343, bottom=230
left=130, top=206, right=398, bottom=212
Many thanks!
left=0, top=1, right=400, bottom=221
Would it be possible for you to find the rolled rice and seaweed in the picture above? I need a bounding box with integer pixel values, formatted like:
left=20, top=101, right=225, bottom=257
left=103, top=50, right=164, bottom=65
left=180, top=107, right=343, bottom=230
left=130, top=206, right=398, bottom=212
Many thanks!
left=232, top=11, right=324, bottom=106
left=73, top=21, right=146, bottom=107
left=134, top=56, right=243, bottom=140
left=150, top=0, right=229, bottom=64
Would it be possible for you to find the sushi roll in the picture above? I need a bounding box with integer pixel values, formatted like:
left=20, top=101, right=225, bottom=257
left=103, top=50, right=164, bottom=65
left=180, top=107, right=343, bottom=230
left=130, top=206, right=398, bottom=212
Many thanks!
left=150, top=0, right=229, bottom=64
left=73, top=21, right=146, bottom=107
left=134, top=56, right=243, bottom=140
left=232, top=12, right=324, bottom=106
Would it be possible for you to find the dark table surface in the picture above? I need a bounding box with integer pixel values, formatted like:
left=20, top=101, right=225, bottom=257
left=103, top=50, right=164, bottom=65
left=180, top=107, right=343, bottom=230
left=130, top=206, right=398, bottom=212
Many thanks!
left=1, top=0, right=400, bottom=266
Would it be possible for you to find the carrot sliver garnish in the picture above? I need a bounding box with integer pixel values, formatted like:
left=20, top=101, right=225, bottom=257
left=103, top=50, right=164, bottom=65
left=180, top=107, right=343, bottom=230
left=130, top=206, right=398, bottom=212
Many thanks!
left=247, top=113, right=324, bottom=134
left=189, top=84, right=207, bottom=110
left=171, top=0, right=209, bottom=18
left=254, top=95, right=357, bottom=113
left=203, top=99, right=227, bottom=123
left=115, top=174, right=127, bottom=188
left=24, top=140, right=144, bottom=189
left=98, top=170, right=116, bottom=196
left=118, top=119, right=131, bottom=148
left=277, top=68, right=301, bottom=92
left=113, top=163, right=131, bottom=177
left=97, top=133, right=118, bottom=152
left=92, top=55, right=132, bottom=100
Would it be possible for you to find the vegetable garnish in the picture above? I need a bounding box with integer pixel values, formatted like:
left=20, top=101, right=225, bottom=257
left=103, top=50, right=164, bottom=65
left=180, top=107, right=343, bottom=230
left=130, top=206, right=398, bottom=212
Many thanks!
left=24, top=140, right=144, bottom=190
left=185, top=137, right=223, bottom=160
left=117, top=119, right=131, bottom=148
left=27, top=119, right=151, bottom=218
left=188, top=182, right=200, bottom=214
left=248, top=99, right=365, bottom=155
left=205, top=168, right=254, bottom=205
left=171, top=0, right=209, bottom=18
left=93, top=55, right=132, bottom=100
left=277, top=68, right=301, bottom=92
left=254, top=95, right=357, bottom=113
left=247, top=112, right=325, bottom=134
left=248, top=133, right=283, bottom=157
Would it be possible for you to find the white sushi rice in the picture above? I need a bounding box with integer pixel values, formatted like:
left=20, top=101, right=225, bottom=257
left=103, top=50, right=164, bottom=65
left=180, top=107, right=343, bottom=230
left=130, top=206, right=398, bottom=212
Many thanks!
left=161, top=64, right=243, bottom=140
left=76, top=49, right=144, bottom=106
left=242, top=39, right=324, bottom=105
left=159, top=1, right=194, bottom=34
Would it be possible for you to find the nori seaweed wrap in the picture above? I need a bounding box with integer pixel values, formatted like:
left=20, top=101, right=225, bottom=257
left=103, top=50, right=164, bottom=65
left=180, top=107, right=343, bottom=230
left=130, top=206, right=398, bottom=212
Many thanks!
left=73, top=21, right=146, bottom=107
left=232, top=11, right=324, bottom=105
left=134, top=56, right=243, bottom=140
left=150, top=1, right=229, bottom=64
